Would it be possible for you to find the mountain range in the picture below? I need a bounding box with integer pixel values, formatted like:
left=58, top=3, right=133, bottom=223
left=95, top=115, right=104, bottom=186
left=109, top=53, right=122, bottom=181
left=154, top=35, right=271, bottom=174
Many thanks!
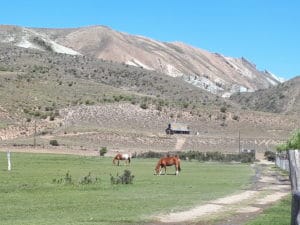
left=0, top=25, right=283, bottom=97
left=0, top=24, right=298, bottom=153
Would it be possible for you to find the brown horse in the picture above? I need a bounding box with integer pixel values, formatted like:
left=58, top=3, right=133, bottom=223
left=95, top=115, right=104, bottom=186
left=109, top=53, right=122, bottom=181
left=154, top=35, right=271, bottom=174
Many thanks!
left=113, top=153, right=131, bottom=166
left=155, top=155, right=181, bottom=175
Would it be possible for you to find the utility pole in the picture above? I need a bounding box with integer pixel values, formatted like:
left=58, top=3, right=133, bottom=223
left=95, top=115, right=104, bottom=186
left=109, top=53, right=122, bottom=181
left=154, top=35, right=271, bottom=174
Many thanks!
left=34, top=120, right=36, bottom=148
left=238, top=130, right=241, bottom=153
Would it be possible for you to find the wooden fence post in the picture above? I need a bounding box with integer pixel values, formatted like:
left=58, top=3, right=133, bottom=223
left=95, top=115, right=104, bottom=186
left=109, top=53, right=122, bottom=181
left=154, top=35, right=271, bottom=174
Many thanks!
left=288, top=150, right=300, bottom=225
left=7, top=151, right=11, bottom=171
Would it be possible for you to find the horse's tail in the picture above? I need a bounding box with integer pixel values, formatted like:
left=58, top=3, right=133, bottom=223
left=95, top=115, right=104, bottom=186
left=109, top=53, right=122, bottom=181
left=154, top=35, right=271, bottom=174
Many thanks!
left=112, top=157, right=116, bottom=165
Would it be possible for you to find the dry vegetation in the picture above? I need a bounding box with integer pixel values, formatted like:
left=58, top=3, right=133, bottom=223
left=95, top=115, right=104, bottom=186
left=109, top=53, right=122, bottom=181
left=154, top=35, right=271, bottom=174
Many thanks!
left=0, top=43, right=299, bottom=154
left=230, top=76, right=300, bottom=114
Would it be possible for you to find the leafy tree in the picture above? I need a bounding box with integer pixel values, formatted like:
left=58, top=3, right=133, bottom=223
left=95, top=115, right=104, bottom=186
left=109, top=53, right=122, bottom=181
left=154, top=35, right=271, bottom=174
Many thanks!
left=287, top=130, right=300, bottom=150
left=276, top=130, right=300, bottom=152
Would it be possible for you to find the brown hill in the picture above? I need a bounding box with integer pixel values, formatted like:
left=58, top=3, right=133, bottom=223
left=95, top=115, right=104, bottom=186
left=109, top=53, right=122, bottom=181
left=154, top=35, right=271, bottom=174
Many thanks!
left=230, top=76, right=300, bottom=114
left=0, top=25, right=281, bottom=97
left=0, top=42, right=227, bottom=109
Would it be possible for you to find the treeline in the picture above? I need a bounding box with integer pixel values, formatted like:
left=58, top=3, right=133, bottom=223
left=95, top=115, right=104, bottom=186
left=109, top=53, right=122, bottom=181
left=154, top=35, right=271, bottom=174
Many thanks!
left=136, top=150, right=255, bottom=163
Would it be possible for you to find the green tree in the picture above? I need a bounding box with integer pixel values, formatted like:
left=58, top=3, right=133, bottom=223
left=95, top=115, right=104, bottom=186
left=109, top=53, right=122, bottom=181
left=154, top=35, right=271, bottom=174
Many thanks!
left=276, top=130, right=300, bottom=152
left=287, top=130, right=300, bottom=150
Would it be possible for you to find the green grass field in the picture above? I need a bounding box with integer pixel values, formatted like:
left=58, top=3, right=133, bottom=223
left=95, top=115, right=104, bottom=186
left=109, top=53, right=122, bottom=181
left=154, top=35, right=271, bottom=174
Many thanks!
left=245, top=196, right=291, bottom=225
left=0, top=153, right=253, bottom=225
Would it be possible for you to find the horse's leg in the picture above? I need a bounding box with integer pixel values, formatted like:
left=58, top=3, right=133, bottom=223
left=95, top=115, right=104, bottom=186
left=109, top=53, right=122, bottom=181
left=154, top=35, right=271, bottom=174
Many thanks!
left=175, top=164, right=179, bottom=175
left=117, top=160, right=120, bottom=166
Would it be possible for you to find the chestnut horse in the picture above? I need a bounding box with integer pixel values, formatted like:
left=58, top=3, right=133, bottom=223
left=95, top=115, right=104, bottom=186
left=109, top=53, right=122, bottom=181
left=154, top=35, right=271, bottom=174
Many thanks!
left=113, top=153, right=131, bottom=166
left=155, top=155, right=181, bottom=175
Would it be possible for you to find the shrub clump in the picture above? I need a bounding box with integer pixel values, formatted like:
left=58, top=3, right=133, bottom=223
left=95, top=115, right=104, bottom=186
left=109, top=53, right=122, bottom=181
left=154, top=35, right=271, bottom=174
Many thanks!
left=137, top=150, right=255, bottom=163
left=264, top=150, right=276, bottom=161
left=220, top=106, right=227, bottom=113
left=140, top=102, right=148, bottom=109
left=110, top=170, right=134, bottom=185
left=49, top=139, right=59, bottom=146
left=79, top=172, right=100, bottom=185
left=53, top=172, right=100, bottom=185
left=99, top=147, right=107, bottom=156
left=138, top=151, right=164, bottom=158
left=52, top=171, right=73, bottom=185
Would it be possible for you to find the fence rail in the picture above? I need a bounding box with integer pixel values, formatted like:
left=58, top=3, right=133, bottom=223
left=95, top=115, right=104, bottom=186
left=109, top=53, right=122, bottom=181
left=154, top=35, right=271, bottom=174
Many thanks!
left=276, top=155, right=289, bottom=171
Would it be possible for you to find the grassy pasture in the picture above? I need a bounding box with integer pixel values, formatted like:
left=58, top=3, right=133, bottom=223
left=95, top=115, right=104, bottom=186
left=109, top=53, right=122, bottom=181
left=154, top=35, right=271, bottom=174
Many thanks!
left=245, top=196, right=291, bottom=225
left=0, top=153, right=253, bottom=225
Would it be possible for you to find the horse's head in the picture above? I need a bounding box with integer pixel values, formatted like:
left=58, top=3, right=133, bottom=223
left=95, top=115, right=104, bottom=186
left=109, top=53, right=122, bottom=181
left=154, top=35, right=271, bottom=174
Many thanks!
left=154, top=167, right=159, bottom=175
left=154, top=162, right=162, bottom=175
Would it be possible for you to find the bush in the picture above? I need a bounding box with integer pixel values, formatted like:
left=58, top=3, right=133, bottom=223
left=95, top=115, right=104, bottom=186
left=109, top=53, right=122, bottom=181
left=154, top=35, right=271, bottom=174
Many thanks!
left=220, top=106, right=227, bottom=113
left=287, top=130, right=300, bottom=150
left=232, top=115, right=239, bottom=121
left=137, top=151, right=164, bottom=158
left=276, top=130, right=300, bottom=152
left=276, top=143, right=288, bottom=152
left=206, top=151, right=225, bottom=161
left=240, top=153, right=255, bottom=163
left=50, top=140, right=59, bottom=146
left=34, top=111, right=41, bottom=117
left=140, top=103, right=148, bottom=109
left=110, top=170, right=134, bottom=185
left=32, top=37, right=53, bottom=52
left=264, top=150, right=276, bottom=161
left=79, top=172, right=100, bottom=185
left=183, top=102, right=189, bottom=108
left=52, top=171, right=73, bottom=185
left=99, top=147, right=107, bottom=156
left=136, top=151, right=255, bottom=163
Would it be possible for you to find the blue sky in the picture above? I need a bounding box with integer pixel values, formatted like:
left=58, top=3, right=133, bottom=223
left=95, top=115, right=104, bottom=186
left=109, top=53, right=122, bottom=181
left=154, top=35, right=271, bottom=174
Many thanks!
left=1, top=0, right=299, bottom=80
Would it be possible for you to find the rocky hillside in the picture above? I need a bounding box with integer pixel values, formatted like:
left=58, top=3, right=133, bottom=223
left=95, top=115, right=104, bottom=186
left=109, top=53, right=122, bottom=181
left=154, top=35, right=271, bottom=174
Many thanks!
left=230, top=76, right=300, bottom=114
left=0, top=25, right=282, bottom=97
left=0, top=25, right=298, bottom=154
left=0, top=42, right=231, bottom=124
